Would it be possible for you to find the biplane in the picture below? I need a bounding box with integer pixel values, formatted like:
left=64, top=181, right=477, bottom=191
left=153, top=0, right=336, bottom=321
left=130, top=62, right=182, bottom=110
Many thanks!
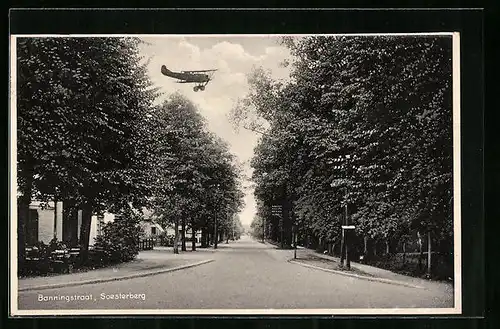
left=161, top=65, right=217, bottom=92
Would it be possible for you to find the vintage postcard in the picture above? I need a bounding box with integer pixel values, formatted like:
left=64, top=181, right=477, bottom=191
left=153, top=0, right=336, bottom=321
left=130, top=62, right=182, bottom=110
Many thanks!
left=9, top=32, right=461, bottom=316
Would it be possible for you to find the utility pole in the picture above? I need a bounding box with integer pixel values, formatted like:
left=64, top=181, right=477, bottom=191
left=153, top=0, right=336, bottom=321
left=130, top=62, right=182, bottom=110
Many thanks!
left=344, top=154, right=351, bottom=270
left=293, top=225, right=297, bottom=259
left=344, top=185, right=351, bottom=270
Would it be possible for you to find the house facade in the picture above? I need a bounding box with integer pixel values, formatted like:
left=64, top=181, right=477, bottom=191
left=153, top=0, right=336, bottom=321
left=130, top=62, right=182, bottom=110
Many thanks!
left=26, top=201, right=141, bottom=247
left=25, top=201, right=202, bottom=248
left=139, top=220, right=165, bottom=238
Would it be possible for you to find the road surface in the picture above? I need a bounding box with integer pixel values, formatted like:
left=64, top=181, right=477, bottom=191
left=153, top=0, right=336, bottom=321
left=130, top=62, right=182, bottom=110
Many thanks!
left=17, top=235, right=454, bottom=311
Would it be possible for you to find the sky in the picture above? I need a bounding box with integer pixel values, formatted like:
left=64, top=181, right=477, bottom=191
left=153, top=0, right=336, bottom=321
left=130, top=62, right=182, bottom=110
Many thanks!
left=138, top=36, right=294, bottom=226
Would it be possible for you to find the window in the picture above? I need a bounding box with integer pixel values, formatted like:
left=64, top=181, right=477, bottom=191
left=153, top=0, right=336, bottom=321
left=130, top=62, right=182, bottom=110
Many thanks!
left=151, top=226, right=157, bottom=235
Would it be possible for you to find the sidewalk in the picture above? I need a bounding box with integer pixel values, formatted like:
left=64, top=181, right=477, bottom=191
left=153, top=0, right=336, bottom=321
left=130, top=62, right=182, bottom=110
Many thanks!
left=18, top=247, right=215, bottom=291
left=264, top=241, right=453, bottom=290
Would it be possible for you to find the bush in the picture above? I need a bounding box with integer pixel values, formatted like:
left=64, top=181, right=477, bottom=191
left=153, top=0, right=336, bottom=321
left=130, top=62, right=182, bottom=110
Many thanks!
left=93, top=209, right=143, bottom=264
left=21, top=238, right=74, bottom=276
left=362, top=252, right=454, bottom=281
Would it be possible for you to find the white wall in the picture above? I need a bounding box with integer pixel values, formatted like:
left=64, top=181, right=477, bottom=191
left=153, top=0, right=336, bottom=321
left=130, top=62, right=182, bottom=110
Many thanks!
left=89, top=213, right=115, bottom=246
left=30, top=201, right=63, bottom=244
left=27, top=201, right=167, bottom=246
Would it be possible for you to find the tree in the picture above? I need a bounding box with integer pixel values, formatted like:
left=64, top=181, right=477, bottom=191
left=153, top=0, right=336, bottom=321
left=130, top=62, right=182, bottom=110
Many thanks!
left=150, top=93, right=245, bottom=253
left=17, top=37, right=159, bottom=263
left=231, top=35, right=453, bottom=276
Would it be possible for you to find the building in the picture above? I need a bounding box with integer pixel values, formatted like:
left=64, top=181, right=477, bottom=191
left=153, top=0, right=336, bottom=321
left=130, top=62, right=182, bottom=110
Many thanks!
left=25, top=200, right=63, bottom=246
left=139, top=220, right=165, bottom=238
left=24, top=201, right=154, bottom=247
left=24, top=200, right=205, bottom=249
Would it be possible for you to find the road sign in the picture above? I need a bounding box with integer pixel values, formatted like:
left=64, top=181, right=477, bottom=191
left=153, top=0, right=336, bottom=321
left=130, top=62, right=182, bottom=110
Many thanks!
left=341, top=225, right=355, bottom=229
left=271, top=205, right=282, bottom=217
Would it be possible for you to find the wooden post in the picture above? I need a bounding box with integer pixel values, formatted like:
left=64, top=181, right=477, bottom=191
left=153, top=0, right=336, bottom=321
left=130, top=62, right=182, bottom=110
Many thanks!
left=345, top=229, right=351, bottom=270
left=340, top=228, right=345, bottom=266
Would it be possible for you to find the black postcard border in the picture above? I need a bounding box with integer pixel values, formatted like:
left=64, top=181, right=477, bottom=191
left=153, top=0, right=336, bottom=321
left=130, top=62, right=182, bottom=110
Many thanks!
left=6, top=7, right=487, bottom=329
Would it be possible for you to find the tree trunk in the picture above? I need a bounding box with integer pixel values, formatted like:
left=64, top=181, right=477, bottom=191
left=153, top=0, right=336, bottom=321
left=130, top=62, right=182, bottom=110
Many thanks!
left=201, top=227, right=208, bottom=248
left=191, top=221, right=196, bottom=251
left=53, top=195, right=58, bottom=239
left=173, top=218, right=179, bottom=254
left=17, top=173, right=33, bottom=274
left=17, top=199, right=28, bottom=273
left=402, top=241, right=407, bottom=265
left=427, top=231, right=432, bottom=277
left=62, top=199, right=78, bottom=246
left=18, top=161, right=35, bottom=273
left=181, top=217, right=186, bottom=251
left=417, top=231, right=423, bottom=270
left=214, top=214, right=218, bottom=249
left=364, top=236, right=368, bottom=257
left=79, top=203, right=93, bottom=262
left=386, top=239, right=390, bottom=255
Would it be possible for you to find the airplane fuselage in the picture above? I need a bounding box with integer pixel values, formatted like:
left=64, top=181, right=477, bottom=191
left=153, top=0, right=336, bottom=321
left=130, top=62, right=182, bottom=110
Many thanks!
left=161, top=66, right=209, bottom=83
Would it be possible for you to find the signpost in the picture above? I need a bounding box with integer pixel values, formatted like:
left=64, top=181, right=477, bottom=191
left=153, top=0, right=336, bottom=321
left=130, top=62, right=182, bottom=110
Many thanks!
left=331, top=154, right=357, bottom=270
left=293, top=225, right=297, bottom=259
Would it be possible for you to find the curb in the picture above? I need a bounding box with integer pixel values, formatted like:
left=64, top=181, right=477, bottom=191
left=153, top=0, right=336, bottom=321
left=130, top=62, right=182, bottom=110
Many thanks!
left=19, top=259, right=214, bottom=292
left=288, top=259, right=424, bottom=289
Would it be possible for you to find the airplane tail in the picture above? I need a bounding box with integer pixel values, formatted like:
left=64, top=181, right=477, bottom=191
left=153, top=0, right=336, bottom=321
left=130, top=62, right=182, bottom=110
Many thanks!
left=161, top=65, right=172, bottom=76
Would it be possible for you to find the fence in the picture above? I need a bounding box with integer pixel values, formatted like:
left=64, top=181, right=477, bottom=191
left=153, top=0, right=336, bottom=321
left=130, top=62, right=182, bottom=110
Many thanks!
left=139, top=238, right=155, bottom=250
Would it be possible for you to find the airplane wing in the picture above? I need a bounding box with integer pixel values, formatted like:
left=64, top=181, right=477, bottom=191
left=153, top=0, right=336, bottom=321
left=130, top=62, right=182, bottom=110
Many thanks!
left=181, top=69, right=218, bottom=73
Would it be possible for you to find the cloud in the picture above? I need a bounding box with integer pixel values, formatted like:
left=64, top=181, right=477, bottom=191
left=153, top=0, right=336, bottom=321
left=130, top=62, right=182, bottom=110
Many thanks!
left=208, top=41, right=259, bottom=62
left=177, top=39, right=202, bottom=61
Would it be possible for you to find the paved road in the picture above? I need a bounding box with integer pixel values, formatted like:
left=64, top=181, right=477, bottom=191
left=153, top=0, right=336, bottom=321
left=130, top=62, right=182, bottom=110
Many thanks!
left=17, top=235, right=454, bottom=311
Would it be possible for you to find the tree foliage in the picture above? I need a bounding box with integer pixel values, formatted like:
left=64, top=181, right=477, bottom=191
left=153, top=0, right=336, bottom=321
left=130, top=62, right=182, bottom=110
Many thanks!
left=233, top=35, right=454, bottom=271
left=17, top=37, right=159, bottom=212
left=148, top=93, right=245, bottom=250
left=16, top=37, right=245, bottom=262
